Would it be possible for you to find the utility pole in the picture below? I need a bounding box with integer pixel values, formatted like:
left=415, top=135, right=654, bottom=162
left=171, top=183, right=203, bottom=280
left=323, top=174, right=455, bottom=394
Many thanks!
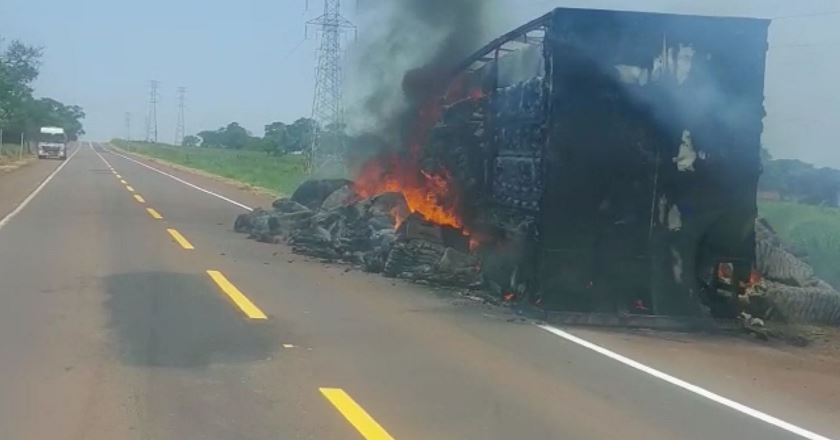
left=175, top=86, right=186, bottom=146
left=306, top=0, right=355, bottom=173
left=146, top=80, right=159, bottom=143
left=125, top=112, right=132, bottom=141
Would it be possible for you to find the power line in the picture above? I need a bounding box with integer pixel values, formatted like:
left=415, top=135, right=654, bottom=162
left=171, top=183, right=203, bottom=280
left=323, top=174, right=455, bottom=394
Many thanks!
left=175, top=86, right=186, bottom=146
left=772, top=41, right=840, bottom=49
left=146, top=80, right=160, bottom=143
left=280, top=38, right=307, bottom=64
left=773, top=10, right=840, bottom=20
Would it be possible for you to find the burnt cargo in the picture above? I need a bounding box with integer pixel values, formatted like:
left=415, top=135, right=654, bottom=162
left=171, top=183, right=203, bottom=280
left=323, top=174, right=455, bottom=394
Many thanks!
left=425, top=8, right=770, bottom=316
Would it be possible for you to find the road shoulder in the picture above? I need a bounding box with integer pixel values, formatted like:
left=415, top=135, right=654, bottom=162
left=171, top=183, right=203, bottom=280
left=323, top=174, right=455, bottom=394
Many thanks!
left=0, top=156, right=61, bottom=221
left=108, top=144, right=281, bottom=203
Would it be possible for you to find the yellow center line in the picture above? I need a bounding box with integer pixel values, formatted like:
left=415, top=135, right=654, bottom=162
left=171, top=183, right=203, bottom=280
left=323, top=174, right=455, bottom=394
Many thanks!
left=133, top=194, right=146, bottom=203
left=319, top=388, right=395, bottom=440
left=166, top=228, right=194, bottom=250
left=120, top=179, right=127, bottom=184
left=115, top=173, right=121, bottom=178
left=146, top=208, right=163, bottom=219
left=206, top=270, right=268, bottom=319
left=126, top=185, right=135, bottom=192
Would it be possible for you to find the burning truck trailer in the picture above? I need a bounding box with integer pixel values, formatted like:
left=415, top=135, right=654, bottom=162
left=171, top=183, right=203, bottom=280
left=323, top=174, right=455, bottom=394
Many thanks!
left=237, top=8, right=775, bottom=321
left=417, top=8, right=770, bottom=319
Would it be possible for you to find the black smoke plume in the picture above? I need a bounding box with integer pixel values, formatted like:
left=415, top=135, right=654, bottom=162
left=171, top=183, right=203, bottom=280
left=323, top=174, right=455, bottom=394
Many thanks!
left=345, top=0, right=494, bottom=153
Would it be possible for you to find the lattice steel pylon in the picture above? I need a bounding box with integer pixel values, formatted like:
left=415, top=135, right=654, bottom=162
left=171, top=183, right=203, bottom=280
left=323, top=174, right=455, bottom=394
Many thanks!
left=125, top=112, right=131, bottom=141
left=306, top=0, right=355, bottom=174
left=146, top=80, right=159, bottom=143
left=175, top=86, right=186, bottom=146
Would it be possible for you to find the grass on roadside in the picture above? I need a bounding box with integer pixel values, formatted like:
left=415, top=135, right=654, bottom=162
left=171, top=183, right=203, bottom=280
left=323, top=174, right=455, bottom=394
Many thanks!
left=111, top=139, right=307, bottom=196
left=759, top=200, right=840, bottom=289
left=0, top=143, right=31, bottom=165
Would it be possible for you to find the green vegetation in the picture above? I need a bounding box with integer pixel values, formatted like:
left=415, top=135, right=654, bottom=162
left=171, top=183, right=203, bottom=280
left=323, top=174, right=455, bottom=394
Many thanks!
left=0, top=142, right=33, bottom=163
left=192, top=118, right=327, bottom=158
left=760, top=148, right=840, bottom=207
left=760, top=200, right=840, bottom=289
left=112, top=140, right=308, bottom=196
left=0, top=38, right=85, bottom=140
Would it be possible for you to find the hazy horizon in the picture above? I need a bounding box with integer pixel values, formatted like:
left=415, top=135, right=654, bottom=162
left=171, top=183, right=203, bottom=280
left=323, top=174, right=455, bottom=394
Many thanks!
left=3, top=0, right=838, bottom=167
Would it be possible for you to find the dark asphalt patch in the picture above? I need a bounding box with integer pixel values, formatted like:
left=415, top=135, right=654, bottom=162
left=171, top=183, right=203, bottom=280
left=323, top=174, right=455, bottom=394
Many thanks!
left=104, top=271, right=279, bottom=368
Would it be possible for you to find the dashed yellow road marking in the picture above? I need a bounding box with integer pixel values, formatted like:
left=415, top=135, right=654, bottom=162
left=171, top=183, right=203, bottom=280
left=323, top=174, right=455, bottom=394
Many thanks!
left=115, top=173, right=121, bottom=178
left=320, top=388, right=395, bottom=440
left=166, top=228, right=194, bottom=250
left=206, top=270, right=268, bottom=319
left=120, top=179, right=127, bottom=184
left=126, top=185, right=135, bottom=192
left=146, top=208, right=163, bottom=219
left=133, top=194, right=146, bottom=203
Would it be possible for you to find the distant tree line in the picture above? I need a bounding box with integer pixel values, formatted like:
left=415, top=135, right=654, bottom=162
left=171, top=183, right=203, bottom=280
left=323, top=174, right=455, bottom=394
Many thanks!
left=760, top=148, right=840, bottom=207
left=184, top=119, right=348, bottom=158
left=0, top=38, right=85, bottom=141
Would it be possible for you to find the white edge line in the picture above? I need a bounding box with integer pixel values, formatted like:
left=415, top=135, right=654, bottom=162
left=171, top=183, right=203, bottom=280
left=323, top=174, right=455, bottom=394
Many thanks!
left=0, top=144, right=80, bottom=232
left=106, top=147, right=253, bottom=212
left=536, top=324, right=832, bottom=440
left=91, top=143, right=114, bottom=168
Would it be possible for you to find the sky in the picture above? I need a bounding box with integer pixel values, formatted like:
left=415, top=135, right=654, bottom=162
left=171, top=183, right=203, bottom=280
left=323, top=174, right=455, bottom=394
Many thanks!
left=2, top=0, right=839, bottom=167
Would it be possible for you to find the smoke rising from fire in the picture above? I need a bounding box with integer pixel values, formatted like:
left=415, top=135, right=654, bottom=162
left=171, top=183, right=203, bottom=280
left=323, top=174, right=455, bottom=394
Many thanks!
left=345, top=0, right=496, bottom=142
left=339, top=0, right=499, bottom=230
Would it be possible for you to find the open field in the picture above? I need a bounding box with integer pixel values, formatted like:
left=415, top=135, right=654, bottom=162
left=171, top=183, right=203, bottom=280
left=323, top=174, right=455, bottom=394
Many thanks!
left=111, top=140, right=308, bottom=196
left=760, top=200, right=840, bottom=289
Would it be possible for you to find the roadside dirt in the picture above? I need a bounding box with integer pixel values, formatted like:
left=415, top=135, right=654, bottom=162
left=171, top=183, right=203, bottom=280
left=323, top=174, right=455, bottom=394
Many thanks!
left=0, top=156, right=34, bottom=173
left=571, top=326, right=840, bottom=435
left=0, top=156, right=60, bottom=220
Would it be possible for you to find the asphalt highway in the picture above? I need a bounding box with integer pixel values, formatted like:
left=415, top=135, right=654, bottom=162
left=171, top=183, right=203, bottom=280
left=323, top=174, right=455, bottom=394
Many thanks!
left=0, top=142, right=833, bottom=440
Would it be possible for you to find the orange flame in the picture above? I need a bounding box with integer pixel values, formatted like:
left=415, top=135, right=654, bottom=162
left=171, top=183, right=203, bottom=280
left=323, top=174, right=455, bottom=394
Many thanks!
left=354, top=153, right=463, bottom=229
left=352, top=85, right=479, bottom=232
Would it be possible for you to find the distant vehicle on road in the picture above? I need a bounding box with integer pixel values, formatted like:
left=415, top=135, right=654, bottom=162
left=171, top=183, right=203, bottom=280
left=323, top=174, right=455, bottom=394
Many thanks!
left=37, top=126, right=68, bottom=160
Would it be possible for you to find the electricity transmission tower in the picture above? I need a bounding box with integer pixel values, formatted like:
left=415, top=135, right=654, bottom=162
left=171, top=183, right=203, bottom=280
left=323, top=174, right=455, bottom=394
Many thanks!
left=146, top=80, right=159, bottom=143
left=125, top=112, right=132, bottom=141
left=306, top=0, right=355, bottom=173
left=175, top=86, right=186, bottom=146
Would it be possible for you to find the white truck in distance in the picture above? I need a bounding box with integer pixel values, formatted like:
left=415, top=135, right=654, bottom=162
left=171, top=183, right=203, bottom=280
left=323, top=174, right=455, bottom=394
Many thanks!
left=37, top=126, right=67, bottom=160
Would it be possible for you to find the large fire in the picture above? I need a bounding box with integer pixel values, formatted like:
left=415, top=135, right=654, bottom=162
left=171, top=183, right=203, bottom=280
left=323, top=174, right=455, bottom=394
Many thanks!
left=352, top=74, right=485, bottom=231
left=353, top=152, right=463, bottom=229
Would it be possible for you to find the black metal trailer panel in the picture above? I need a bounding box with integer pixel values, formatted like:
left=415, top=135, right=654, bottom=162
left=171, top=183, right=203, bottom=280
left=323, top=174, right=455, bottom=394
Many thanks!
left=430, top=8, right=770, bottom=316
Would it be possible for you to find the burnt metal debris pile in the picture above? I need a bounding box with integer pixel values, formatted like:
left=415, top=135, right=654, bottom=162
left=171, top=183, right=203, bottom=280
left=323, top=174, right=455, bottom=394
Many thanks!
left=743, top=219, right=840, bottom=325
left=233, top=178, right=840, bottom=326
left=234, top=179, right=482, bottom=287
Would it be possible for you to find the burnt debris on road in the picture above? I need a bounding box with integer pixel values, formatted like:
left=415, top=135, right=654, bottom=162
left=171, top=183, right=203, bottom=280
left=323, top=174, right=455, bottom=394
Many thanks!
left=235, top=7, right=840, bottom=327
left=235, top=184, right=481, bottom=287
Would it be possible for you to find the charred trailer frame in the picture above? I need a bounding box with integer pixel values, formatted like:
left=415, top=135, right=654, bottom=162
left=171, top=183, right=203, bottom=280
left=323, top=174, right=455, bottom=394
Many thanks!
left=426, top=8, right=770, bottom=317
